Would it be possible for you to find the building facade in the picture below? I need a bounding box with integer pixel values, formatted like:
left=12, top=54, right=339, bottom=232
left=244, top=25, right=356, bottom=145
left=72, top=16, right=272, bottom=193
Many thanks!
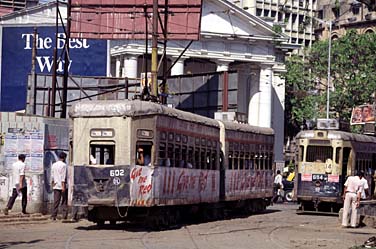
left=316, top=0, right=376, bottom=40
left=231, top=0, right=318, bottom=48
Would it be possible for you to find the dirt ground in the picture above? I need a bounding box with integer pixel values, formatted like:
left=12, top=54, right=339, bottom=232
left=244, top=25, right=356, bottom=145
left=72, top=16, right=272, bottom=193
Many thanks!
left=0, top=203, right=374, bottom=249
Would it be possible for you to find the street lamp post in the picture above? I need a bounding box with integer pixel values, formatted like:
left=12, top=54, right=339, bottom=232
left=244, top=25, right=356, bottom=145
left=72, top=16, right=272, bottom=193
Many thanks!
left=326, top=21, right=332, bottom=119
left=313, top=17, right=332, bottom=119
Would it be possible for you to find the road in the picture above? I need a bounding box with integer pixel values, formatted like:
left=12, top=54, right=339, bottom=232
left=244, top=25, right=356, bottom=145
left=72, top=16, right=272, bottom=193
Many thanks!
left=0, top=204, right=373, bottom=249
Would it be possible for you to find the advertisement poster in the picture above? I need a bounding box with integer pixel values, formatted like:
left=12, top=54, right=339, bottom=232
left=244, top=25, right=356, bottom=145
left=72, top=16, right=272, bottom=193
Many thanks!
left=351, top=104, right=375, bottom=125
left=4, top=131, right=44, bottom=172
left=0, top=26, right=107, bottom=111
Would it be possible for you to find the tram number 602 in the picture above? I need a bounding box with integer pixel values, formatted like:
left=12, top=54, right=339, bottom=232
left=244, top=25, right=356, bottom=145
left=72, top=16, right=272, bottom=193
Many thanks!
left=110, top=169, right=125, bottom=177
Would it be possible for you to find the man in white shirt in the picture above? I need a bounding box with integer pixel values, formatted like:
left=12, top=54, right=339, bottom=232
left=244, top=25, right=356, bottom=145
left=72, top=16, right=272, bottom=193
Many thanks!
left=3, top=154, right=27, bottom=215
left=50, top=152, right=68, bottom=220
left=272, top=170, right=284, bottom=203
left=359, top=171, right=369, bottom=200
left=342, top=172, right=363, bottom=228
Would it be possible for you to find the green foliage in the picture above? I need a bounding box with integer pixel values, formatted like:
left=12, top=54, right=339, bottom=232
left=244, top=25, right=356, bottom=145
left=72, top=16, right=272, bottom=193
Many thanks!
left=283, top=30, right=376, bottom=136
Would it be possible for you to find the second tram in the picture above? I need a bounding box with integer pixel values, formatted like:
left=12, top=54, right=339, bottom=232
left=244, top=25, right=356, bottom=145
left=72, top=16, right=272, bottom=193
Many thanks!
left=295, top=129, right=376, bottom=213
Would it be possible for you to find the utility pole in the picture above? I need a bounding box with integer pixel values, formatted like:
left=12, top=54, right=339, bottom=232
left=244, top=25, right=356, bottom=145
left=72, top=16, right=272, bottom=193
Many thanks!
left=27, top=27, right=37, bottom=115
left=161, top=0, right=168, bottom=104
left=151, top=0, right=159, bottom=98
left=61, top=0, right=72, bottom=118
left=51, top=0, right=59, bottom=117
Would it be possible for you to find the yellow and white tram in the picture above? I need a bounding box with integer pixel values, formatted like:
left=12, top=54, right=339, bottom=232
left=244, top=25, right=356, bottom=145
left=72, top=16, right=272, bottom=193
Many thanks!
left=69, top=99, right=274, bottom=226
left=295, top=129, right=376, bottom=213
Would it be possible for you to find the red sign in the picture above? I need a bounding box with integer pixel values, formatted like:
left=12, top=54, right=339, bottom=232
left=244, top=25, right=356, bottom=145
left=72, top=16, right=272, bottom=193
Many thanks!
left=71, top=0, right=203, bottom=40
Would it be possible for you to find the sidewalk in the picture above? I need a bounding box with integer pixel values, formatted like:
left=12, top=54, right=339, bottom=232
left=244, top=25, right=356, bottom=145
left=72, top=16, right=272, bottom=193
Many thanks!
left=0, top=211, right=50, bottom=225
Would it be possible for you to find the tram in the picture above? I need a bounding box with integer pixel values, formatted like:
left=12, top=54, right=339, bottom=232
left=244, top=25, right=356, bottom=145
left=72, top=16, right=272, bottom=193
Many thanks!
left=69, top=99, right=274, bottom=226
left=295, top=129, right=376, bottom=213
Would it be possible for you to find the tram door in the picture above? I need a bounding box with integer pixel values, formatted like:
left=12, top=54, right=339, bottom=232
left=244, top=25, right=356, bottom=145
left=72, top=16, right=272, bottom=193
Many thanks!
left=341, top=147, right=351, bottom=192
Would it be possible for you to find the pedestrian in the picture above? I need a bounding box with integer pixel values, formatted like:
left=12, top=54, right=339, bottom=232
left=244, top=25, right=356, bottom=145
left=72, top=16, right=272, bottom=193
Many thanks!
left=50, top=152, right=68, bottom=221
left=359, top=171, right=369, bottom=200
left=3, top=154, right=27, bottom=215
left=272, top=170, right=283, bottom=203
left=341, top=172, right=363, bottom=228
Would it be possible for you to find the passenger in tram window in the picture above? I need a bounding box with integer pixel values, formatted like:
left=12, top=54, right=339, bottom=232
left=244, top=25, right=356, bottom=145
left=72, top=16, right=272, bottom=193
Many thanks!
left=165, top=158, right=171, bottom=167
left=137, top=147, right=151, bottom=166
left=89, top=155, right=97, bottom=165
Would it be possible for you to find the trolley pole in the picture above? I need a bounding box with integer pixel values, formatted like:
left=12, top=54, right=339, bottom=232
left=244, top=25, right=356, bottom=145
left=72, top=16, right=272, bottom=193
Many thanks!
left=61, top=0, right=72, bottom=118
left=151, top=0, right=159, bottom=98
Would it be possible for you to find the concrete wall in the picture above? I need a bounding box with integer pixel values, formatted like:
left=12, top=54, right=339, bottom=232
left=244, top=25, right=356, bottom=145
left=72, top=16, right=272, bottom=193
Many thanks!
left=0, top=112, right=69, bottom=214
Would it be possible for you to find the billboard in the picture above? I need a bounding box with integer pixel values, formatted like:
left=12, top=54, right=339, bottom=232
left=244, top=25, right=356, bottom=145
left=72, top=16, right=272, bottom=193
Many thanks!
left=350, top=104, right=375, bottom=125
left=0, top=26, right=107, bottom=111
left=71, top=0, right=202, bottom=40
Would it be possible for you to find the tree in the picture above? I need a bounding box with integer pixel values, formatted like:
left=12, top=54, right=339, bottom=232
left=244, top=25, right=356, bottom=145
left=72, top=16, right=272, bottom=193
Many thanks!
left=283, top=30, right=376, bottom=136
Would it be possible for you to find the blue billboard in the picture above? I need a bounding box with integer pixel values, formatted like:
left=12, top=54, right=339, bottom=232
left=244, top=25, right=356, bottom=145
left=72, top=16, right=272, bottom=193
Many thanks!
left=0, top=26, right=107, bottom=111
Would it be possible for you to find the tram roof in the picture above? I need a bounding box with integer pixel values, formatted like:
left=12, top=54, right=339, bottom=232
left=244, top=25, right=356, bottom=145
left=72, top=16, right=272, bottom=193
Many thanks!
left=69, top=100, right=219, bottom=127
left=296, top=130, right=376, bottom=143
left=221, top=121, right=274, bottom=135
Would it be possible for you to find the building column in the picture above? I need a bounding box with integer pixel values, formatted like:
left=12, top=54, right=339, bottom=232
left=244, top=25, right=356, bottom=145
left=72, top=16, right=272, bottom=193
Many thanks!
left=258, top=65, right=273, bottom=128
left=123, top=55, right=138, bottom=78
left=171, top=58, right=185, bottom=76
left=115, top=56, right=121, bottom=77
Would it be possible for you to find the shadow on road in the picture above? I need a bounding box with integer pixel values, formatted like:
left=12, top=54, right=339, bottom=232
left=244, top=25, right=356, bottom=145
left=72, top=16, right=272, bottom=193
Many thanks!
left=0, top=239, right=44, bottom=249
left=74, top=208, right=282, bottom=232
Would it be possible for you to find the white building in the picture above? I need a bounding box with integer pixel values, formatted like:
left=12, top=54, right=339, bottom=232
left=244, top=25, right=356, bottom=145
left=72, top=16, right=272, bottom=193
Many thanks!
left=111, top=0, right=295, bottom=162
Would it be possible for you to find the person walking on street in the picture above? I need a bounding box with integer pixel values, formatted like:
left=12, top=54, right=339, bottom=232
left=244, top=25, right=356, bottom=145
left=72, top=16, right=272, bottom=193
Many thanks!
left=359, top=171, right=369, bottom=200
left=51, top=152, right=68, bottom=221
left=272, top=170, right=283, bottom=203
left=342, top=172, right=363, bottom=228
left=3, top=154, right=28, bottom=215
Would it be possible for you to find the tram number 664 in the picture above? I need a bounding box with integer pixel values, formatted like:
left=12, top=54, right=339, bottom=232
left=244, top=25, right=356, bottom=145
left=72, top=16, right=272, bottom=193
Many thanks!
left=110, top=169, right=125, bottom=177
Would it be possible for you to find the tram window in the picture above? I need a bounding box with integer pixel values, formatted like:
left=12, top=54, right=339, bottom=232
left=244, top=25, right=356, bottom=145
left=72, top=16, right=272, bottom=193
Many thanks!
left=175, top=145, right=181, bottom=167
left=259, top=153, right=264, bottom=170
left=195, top=138, right=200, bottom=146
left=136, top=142, right=152, bottom=166
left=194, top=148, right=200, bottom=169
left=206, top=150, right=211, bottom=169
left=182, top=135, right=188, bottom=144
left=234, top=152, right=239, bottom=170
left=167, top=143, right=174, bottom=167
left=228, top=152, right=233, bottom=169
left=160, top=132, right=167, bottom=140
left=255, top=154, right=259, bottom=170
left=250, top=153, right=255, bottom=170
left=187, top=147, right=194, bottom=168
left=299, top=146, right=304, bottom=162
left=90, top=143, right=115, bottom=165
left=211, top=152, right=217, bottom=170
left=181, top=145, right=187, bottom=167
left=245, top=152, right=250, bottom=169
left=201, top=138, right=206, bottom=147
left=239, top=152, right=244, bottom=169
left=168, top=132, right=174, bottom=141
left=201, top=149, right=206, bottom=169
left=335, top=147, right=341, bottom=164
left=176, top=134, right=181, bottom=143
left=306, top=146, right=333, bottom=163
left=158, top=143, right=166, bottom=166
